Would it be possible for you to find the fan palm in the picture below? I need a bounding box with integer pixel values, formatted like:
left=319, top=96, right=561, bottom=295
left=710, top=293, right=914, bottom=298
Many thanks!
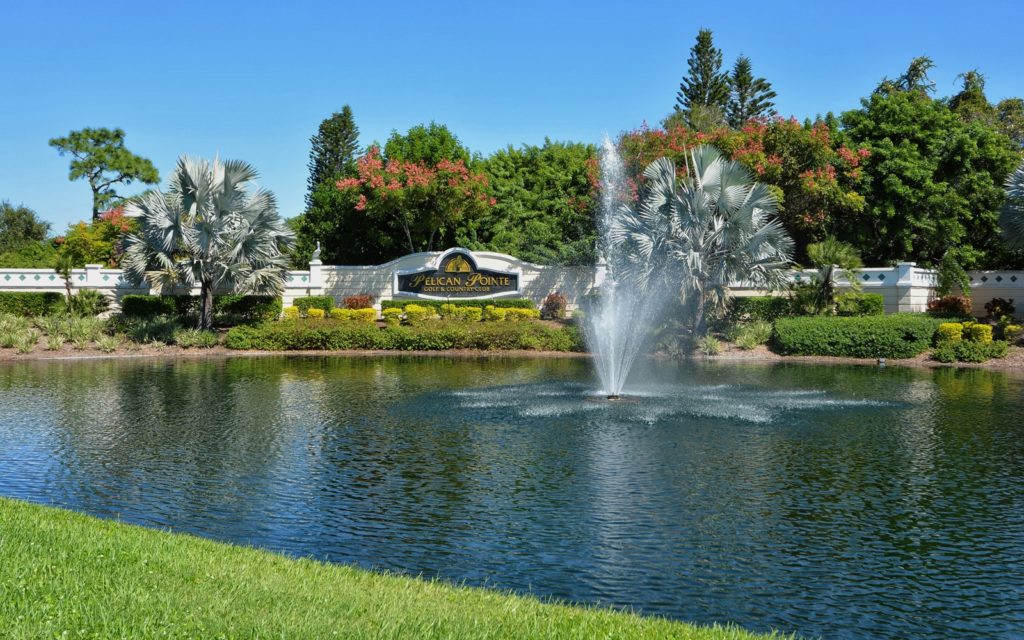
left=804, top=237, right=863, bottom=313
left=1001, top=160, right=1024, bottom=249
left=123, top=156, right=295, bottom=330
left=609, top=145, right=793, bottom=336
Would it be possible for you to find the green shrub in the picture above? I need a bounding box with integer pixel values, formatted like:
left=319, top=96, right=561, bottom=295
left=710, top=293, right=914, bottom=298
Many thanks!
left=380, top=298, right=535, bottom=312
left=984, top=297, right=1015, bottom=319
left=119, top=294, right=280, bottom=324
left=698, top=335, right=722, bottom=356
left=734, top=333, right=760, bottom=350
left=329, top=308, right=350, bottom=320
left=1004, top=324, right=1023, bottom=343
left=382, top=308, right=402, bottom=326
left=964, top=323, right=993, bottom=343
left=95, top=334, right=120, bottom=353
left=44, top=334, right=65, bottom=351
left=504, top=308, right=540, bottom=321
left=119, top=295, right=176, bottom=318
left=65, top=290, right=110, bottom=317
left=403, top=304, right=435, bottom=325
left=936, top=322, right=964, bottom=344
left=0, top=292, right=65, bottom=317
left=306, top=308, right=326, bottom=319
left=835, top=292, right=884, bottom=317
left=174, top=329, right=220, bottom=349
left=224, top=320, right=584, bottom=352
left=353, top=308, right=376, bottom=323
left=728, top=296, right=793, bottom=322
left=933, top=340, right=1009, bottom=363
left=454, top=306, right=482, bottom=323
left=13, top=331, right=37, bottom=354
left=772, top=314, right=944, bottom=359
left=736, top=321, right=772, bottom=346
left=483, top=305, right=507, bottom=322
left=927, top=295, right=972, bottom=317
left=438, top=303, right=457, bottom=319
left=294, top=296, right=334, bottom=314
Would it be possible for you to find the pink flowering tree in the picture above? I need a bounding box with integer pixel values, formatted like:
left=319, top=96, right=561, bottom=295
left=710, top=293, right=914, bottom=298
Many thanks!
left=336, top=146, right=494, bottom=254
left=616, top=117, right=870, bottom=260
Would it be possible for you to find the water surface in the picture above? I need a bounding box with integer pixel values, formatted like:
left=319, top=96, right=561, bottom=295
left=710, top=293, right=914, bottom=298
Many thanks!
left=0, top=356, right=1021, bottom=639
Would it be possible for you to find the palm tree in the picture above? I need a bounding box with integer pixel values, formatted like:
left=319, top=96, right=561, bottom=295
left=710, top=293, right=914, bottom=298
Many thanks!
left=609, top=145, right=793, bottom=336
left=804, top=237, right=862, bottom=313
left=123, top=156, right=295, bottom=330
left=1002, top=159, right=1024, bottom=249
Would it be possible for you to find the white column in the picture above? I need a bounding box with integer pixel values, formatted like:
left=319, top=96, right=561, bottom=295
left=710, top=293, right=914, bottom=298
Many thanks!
left=895, top=262, right=917, bottom=313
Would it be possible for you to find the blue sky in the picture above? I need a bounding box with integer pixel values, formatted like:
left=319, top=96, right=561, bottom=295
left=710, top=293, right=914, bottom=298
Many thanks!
left=2, top=0, right=1023, bottom=230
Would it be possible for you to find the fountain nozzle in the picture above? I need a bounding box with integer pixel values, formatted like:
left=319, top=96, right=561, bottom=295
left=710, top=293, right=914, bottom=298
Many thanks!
left=606, top=394, right=621, bottom=400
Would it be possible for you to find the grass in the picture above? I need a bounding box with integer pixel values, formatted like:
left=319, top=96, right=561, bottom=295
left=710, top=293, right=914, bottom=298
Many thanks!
left=0, top=498, right=784, bottom=640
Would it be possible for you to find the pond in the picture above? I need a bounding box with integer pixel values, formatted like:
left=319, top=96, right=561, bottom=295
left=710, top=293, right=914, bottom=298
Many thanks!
left=0, top=356, right=1022, bottom=639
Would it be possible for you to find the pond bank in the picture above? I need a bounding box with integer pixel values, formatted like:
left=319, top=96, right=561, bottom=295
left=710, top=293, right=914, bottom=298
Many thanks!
left=0, top=498, right=780, bottom=640
left=2, top=342, right=1023, bottom=371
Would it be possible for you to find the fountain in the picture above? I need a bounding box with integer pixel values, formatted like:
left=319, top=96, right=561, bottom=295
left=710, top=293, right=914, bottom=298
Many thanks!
left=584, top=137, right=670, bottom=398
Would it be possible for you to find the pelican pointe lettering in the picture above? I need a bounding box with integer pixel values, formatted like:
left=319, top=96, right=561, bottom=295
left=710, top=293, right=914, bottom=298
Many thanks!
left=397, top=250, right=519, bottom=298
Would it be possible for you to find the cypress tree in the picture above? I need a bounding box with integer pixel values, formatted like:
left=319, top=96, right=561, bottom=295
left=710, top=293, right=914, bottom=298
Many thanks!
left=675, top=29, right=730, bottom=116
left=726, top=55, right=777, bottom=127
left=306, top=106, right=360, bottom=206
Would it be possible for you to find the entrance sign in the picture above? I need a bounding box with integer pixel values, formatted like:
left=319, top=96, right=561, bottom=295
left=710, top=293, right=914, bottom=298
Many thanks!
left=394, top=248, right=520, bottom=299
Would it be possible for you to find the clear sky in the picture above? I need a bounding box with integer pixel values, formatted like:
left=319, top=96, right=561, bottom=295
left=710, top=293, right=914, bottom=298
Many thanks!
left=2, top=0, right=1023, bottom=230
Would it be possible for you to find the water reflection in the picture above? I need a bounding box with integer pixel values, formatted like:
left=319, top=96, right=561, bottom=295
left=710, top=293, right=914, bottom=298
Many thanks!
left=0, top=357, right=1021, bottom=639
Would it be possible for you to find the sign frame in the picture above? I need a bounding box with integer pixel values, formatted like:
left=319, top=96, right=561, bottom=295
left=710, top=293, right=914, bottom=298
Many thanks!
left=392, top=248, right=523, bottom=300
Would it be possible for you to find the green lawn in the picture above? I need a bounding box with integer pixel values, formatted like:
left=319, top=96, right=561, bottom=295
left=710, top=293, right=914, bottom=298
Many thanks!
left=0, top=498, right=786, bottom=639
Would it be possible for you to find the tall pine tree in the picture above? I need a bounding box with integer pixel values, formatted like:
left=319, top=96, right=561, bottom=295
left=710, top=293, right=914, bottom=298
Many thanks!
left=726, top=55, right=777, bottom=127
left=675, top=29, right=730, bottom=121
left=306, top=106, right=360, bottom=206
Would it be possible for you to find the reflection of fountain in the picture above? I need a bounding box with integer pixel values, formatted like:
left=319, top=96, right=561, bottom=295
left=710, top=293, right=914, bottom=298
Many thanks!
left=584, top=137, right=669, bottom=397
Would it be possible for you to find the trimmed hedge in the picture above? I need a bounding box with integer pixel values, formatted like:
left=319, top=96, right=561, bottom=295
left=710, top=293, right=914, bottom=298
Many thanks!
left=835, top=292, right=884, bottom=317
left=772, top=314, right=945, bottom=359
left=380, top=298, right=536, bottom=312
left=0, top=292, right=65, bottom=317
left=728, top=296, right=793, bottom=322
left=933, top=340, right=1009, bottom=363
left=119, top=294, right=281, bottom=324
left=224, top=320, right=584, bottom=352
left=293, top=296, right=334, bottom=314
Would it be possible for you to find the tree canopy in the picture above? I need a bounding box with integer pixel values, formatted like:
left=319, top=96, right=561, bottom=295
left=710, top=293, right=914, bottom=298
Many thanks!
left=49, top=128, right=159, bottom=220
left=306, top=106, right=360, bottom=205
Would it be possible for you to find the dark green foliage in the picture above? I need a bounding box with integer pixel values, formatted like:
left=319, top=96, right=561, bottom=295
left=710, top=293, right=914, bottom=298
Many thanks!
left=0, top=292, right=65, bottom=316
left=935, top=250, right=971, bottom=296
left=383, top=122, right=470, bottom=165
left=306, top=105, right=360, bottom=206
left=0, top=202, right=50, bottom=253
left=726, top=56, right=776, bottom=127
left=380, top=298, right=535, bottom=312
left=926, top=296, right=973, bottom=317
left=173, top=329, right=220, bottom=349
left=932, top=340, right=1009, bottom=363
left=772, top=314, right=944, bottom=359
left=0, top=241, right=58, bottom=268
left=984, top=297, right=1015, bottom=319
left=293, top=180, right=392, bottom=266
left=840, top=88, right=1018, bottom=266
left=64, top=289, right=110, bottom=317
left=835, top=292, right=885, bottom=316
left=293, top=296, right=334, bottom=314
left=728, top=296, right=794, bottom=322
left=48, top=128, right=159, bottom=219
left=676, top=29, right=730, bottom=116
left=996, top=98, right=1024, bottom=149
left=475, top=140, right=597, bottom=265
left=119, top=295, right=281, bottom=325
left=224, top=320, right=583, bottom=352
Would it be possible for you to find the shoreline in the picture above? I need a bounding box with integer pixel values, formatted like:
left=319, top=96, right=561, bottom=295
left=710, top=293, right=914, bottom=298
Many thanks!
left=2, top=342, right=1023, bottom=372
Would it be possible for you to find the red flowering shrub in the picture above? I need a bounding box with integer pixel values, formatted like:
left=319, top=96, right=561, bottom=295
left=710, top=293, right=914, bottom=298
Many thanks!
left=344, top=294, right=375, bottom=310
left=540, top=292, right=568, bottom=320
left=927, top=295, right=973, bottom=317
